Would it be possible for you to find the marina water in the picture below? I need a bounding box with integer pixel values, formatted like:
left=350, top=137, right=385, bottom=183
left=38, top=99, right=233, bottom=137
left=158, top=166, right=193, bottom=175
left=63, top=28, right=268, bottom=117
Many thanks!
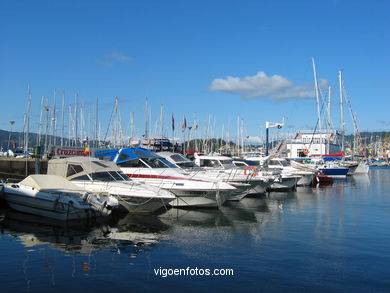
left=1, top=167, right=389, bottom=292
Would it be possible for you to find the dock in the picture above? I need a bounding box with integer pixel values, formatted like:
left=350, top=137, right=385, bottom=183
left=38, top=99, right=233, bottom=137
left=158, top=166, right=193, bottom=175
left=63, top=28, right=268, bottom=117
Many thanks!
left=0, top=158, right=47, bottom=180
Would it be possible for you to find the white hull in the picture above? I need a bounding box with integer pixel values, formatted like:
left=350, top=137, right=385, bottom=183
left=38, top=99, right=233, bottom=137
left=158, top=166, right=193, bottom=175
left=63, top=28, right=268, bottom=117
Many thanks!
left=120, top=167, right=233, bottom=208
left=269, top=176, right=298, bottom=191
left=225, top=187, right=250, bottom=201
left=168, top=189, right=229, bottom=208
left=117, top=197, right=173, bottom=213
left=1, top=175, right=116, bottom=221
left=3, top=192, right=101, bottom=221
left=297, top=174, right=315, bottom=186
left=72, top=181, right=175, bottom=213
left=247, top=180, right=271, bottom=194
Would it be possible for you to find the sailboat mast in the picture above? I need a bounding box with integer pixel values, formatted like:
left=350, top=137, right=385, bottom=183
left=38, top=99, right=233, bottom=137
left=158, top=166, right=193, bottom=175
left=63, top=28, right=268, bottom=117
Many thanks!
left=38, top=96, right=44, bottom=146
left=312, top=57, right=322, bottom=137
left=61, top=91, right=65, bottom=147
left=339, top=70, right=345, bottom=153
left=74, top=94, right=78, bottom=147
left=327, top=86, right=331, bottom=154
left=51, top=89, right=57, bottom=146
left=160, top=105, right=164, bottom=137
left=130, top=111, right=134, bottom=144
left=24, top=85, right=32, bottom=152
left=95, top=97, right=99, bottom=148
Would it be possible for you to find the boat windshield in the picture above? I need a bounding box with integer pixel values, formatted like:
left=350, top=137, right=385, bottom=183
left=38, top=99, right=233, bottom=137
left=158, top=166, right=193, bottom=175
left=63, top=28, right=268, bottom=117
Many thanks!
left=90, top=171, right=129, bottom=182
left=170, top=154, right=188, bottom=162
left=142, top=157, right=172, bottom=168
left=279, top=160, right=289, bottom=167
left=220, top=160, right=236, bottom=169
left=117, top=171, right=131, bottom=181
left=269, top=159, right=289, bottom=167
left=177, top=161, right=198, bottom=168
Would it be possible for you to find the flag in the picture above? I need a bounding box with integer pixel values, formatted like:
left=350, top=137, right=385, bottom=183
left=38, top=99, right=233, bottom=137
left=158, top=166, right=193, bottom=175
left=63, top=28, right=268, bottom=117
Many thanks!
left=193, top=120, right=198, bottom=131
left=172, top=113, right=175, bottom=131
left=83, top=145, right=90, bottom=156
left=181, top=117, right=187, bottom=132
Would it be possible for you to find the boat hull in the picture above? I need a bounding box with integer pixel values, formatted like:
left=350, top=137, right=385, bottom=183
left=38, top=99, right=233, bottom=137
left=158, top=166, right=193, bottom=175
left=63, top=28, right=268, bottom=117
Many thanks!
left=319, top=167, right=349, bottom=178
left=3, top=192, right=99, bottom=221
left=71, top=181, right=175, bottom=213
left=297, top=174, right=315, bottom=186
left=168, top=189, right=228, bottom=208
left=269, top=176, right=298, bottom=191
left=117, top=197, right=173, bottom=213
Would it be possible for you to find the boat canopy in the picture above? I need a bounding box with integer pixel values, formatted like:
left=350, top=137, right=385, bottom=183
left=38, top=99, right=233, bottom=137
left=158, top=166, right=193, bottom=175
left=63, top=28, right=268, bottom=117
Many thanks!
left=19, top=175, right=82, bottom=192
left=48, top=156, right=121, bottom=180
left=95, top=148, right=177, bottom=169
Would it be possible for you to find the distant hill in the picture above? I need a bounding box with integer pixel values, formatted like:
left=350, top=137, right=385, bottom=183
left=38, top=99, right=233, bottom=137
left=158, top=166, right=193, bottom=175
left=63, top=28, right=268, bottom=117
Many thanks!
left=0, top=129, right=58, bottom=150
left=344, top=131, right=390, bottom=146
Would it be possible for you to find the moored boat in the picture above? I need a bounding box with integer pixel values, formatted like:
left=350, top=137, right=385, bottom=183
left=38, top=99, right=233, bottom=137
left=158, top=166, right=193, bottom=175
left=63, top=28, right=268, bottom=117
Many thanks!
left=47, top=156, right=176, bottom=213
left=1, top=175, right=118, bottom=221
left=95, top=148, right=236, bottom=208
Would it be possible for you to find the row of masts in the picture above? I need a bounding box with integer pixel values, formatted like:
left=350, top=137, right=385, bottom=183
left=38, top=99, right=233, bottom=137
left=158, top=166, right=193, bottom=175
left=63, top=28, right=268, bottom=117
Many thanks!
left=16, top=89, right=259, bottom=155
left=14, top=59, right=362, bottom=156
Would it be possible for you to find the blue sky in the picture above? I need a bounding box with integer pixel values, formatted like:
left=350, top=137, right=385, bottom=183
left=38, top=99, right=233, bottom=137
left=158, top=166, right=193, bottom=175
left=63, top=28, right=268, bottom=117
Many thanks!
left=0, top=0, right=389, bottom=143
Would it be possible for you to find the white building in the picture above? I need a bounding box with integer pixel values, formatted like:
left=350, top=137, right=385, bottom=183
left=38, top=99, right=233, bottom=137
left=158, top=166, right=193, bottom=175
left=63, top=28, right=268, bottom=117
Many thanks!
left=286, top=130, right=342, bottom=158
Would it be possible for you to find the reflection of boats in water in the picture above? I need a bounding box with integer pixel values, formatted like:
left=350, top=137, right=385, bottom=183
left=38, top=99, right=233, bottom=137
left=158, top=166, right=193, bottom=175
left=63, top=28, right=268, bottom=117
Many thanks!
left=2, top=208, right=106, bottom=253
left=0, top=208, right=170, bottom=292
left=350, top=174, right=370, bottom=187
left=226, top=196, right=269, bottom=211
left=158, top=208, right=232, bottom=227
left=106, top=213, right=170, bottom=246
left=0, top=208, right=168, bottom=254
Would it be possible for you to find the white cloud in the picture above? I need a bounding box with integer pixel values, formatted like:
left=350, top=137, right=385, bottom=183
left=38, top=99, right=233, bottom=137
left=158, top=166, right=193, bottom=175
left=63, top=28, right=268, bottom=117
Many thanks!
left=105, top=52, right=132, bottom=63
left=98, top=52, right=132, bottom=67
left=378, top=120, right=390, bottom=126
left=209, top=72, right=315, bottom=101
left=246, top=136, right=263, bottom=144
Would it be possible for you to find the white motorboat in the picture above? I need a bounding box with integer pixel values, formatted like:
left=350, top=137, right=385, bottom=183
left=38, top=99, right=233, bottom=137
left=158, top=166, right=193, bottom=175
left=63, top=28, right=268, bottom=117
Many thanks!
left=47, top=157, right=176, bottom=213
left=158, top=151, right=252, bottom=200
left=193, top=153, right=276, bottom=194
left=94, top=148, right=237, bottom=208
left=266, top=158, right=315, bottom=186
left=1, top=175, right=118, bottom=221
left=239, top=156, right=301, bottom=190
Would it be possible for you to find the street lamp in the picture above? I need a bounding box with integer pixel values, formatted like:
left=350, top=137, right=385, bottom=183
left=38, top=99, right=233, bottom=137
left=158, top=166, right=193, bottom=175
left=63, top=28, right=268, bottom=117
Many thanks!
left=8, top=120, right=15, bottom=149
left=265, top=118, right=285, bottom=156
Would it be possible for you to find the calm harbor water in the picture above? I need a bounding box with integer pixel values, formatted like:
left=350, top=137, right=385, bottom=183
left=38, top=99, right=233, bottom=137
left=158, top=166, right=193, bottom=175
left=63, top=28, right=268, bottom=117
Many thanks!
left=1, top=167, right=390, bottom=293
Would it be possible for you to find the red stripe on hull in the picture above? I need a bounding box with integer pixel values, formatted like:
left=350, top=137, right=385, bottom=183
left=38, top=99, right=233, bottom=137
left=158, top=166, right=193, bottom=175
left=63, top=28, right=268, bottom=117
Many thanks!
left=126, top=173, right=206, bottom=182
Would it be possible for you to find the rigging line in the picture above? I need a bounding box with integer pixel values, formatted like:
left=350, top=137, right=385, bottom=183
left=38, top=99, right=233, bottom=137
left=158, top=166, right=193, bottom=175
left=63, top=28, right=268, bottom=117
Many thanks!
left=307, top=93, right=330, bottom=151
left=343, top=86, right=365, bottom=155
left=103, top=100, right=116, bottom=143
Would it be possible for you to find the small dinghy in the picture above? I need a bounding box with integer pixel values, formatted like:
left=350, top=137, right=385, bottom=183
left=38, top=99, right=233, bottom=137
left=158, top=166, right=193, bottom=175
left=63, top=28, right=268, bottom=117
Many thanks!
left=0, top=175, right=118, bottom=221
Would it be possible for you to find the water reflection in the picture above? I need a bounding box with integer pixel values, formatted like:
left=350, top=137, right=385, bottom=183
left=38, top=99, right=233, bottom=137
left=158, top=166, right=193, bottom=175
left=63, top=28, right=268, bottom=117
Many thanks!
left=0, top=208, right=168, bottom=255
left=158, top=208, right=231, bottom=227
left=2, top=169, right=390, bottom=293
left=0, top=187, right=320, bottom=256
